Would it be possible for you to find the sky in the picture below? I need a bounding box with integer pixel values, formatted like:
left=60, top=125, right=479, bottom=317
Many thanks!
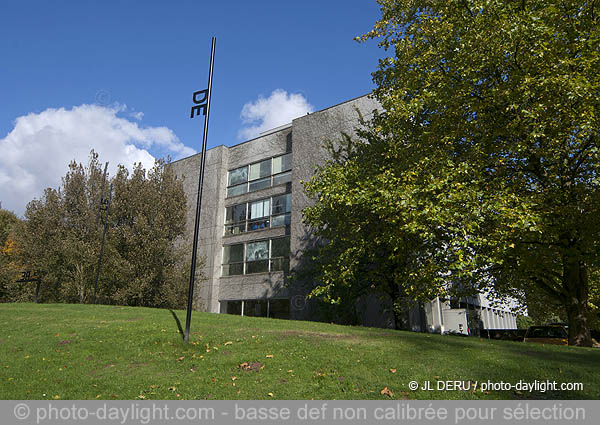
left=0, top=0, right=385, bottom=216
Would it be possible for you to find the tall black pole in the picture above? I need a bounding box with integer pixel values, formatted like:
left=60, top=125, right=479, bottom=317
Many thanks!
left=93, top=183, right=112, bottom=304
left=96, top=162, right=109, bottom=225
left=185, top=37, right=216, bottom=342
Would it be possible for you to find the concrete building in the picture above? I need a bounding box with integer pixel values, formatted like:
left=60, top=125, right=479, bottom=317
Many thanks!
left=170, top=94, right=518, bottom=333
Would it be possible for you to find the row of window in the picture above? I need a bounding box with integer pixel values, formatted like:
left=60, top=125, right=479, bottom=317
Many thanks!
left=225, top=193, right=291, bottom=235
left=221, top=299, right=289, bottom=319
left=222, top=236, right=290, bottom=276
left=227, top=153, right=292, bottom=198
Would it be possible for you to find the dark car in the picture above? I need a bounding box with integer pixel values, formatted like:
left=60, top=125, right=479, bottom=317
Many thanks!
left=524, top=325, right=569, bottom=346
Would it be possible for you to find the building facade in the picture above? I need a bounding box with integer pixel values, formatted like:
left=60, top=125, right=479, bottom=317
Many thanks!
left=170, top=94, right=518, bottom=333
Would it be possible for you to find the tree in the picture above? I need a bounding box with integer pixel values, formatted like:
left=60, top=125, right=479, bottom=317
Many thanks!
left=305, top=0, right=599, bottom=345
left=303, top=133, right=445, bottom=327
left=12, top=152, right=192, bottom=308
left=0, top=209, right=21, bottom=301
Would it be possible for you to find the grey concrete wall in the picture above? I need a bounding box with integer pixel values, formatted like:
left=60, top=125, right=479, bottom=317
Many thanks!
left=288, top=95, right=381, bottom=320
left=170, top=146, right=228, bottom=313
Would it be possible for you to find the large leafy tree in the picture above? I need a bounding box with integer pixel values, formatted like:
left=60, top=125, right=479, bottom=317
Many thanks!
left=306, top=0, right=600, bottom=345
left=13, top=152, right=191, bottom=308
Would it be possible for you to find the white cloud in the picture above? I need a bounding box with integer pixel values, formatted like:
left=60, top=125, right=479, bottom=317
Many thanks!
left=130, top=111, right=144, bottom=121
left=0, top=104, right=195, bottom=215
left=238, top=89, right=314, bottom=140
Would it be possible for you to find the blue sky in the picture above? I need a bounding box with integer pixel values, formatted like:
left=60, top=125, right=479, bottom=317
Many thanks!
left=0, top=0, right=384, bottom=215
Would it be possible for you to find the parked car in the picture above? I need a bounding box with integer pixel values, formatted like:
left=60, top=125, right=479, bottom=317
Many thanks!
left=524, top=325, right=569, bottom=346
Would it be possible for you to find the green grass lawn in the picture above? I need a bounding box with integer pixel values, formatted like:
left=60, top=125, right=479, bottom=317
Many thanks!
left=0, top=303, right=598, bottom=400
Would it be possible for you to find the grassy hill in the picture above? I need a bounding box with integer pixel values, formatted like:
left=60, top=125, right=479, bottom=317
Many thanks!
left=0, top=303, right=598, bottom=400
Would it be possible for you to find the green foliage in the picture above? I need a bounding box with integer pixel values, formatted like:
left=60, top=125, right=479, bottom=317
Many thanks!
left=10, top=151, right=192, bottom=308
left=305, top=0, right=599, bottom=345
left=516, top=315, right=535, bottom=330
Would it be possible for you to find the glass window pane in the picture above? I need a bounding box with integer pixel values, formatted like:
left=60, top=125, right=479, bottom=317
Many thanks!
left=244, top=300, right=267, bottom=317
left=270, top=257, right=290, bottom=272
left=223, top=244, right=244, bottom=264
left=248, top=218, right=270, bottom=231
left=271, top=213, right=290, bottom=228
left=225, top=204, right=247, bottom=224
left=271, top=237, right=290, bottom=258
left=246, top=259, right=269, bottom=274
left=224, top=301, right=242, bottom=315
left=249, top=159, right=271, bottom=181
left=249, top=199, right=270, bottom=219
left=249, top=177, right=271, bottom=192
left=273, top=154, right=292, bottom=174
left=269, top=299, right=290, bottom=319
left=222, top=263, right=243, bottom=276
left=227, top=183, right=247, bottom=197
left=228, top=166, right=248, bottom=186
left=273, top=171, right=291, bottom=186
left=272, top=194, right=291, bottom=215
left=246, top=240, right=269, bottom=262
left=225, top=224, right=245, bottom=235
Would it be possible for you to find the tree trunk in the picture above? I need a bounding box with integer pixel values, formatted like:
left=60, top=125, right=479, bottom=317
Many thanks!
left=562, top=253, right=592, bottom=347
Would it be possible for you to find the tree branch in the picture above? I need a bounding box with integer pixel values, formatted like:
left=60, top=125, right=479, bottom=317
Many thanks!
left=460, top=0, right=475, bottom=18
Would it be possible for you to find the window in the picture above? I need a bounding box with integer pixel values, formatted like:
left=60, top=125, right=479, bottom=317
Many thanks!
left=221, top=237, right=290, bottom=276
left=272, top=153, right=291, bottom=174
left=226, top=153, right=292, bottom=198
left=272, top=153, right=292, bottom=186
left=228, top=166, right=248, bottom=186
left=272, top=194, right=290, bottom=214
left=220, top=299, right=290, bottom=319
left=249, top=177, right=271, bottom=192
left=227, top=184, right=247, bottom=198
left=273, top=171, right=291, bottom=186
left=271, top=194, right=291, bottom=228
left=222, top=244, right=244, bottom=276
left=249, top=159, right=271, bottom=181
left=246, top=240, right=269, bottom=273
left=248, top=199, right=270, bottom=231
left=270, top=236, right=290, bottom=271
left=224, top=195, right=290, bottom=235
left=225, top=204, right=247, bottom=235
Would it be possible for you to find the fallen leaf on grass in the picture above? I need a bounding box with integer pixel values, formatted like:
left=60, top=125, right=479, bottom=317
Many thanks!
left=381, top=387, right=393, bottom=398
left=389, top=368, right=397, bottom=373
left=238, top=362, right=264, bottom=371
left=168, top=386, right=177, bottom=391
left=177, top=356, right=185, bottom=361
left=224, top=341, right=233, bottom=346
left=268, top=392, right=273, bottom=397
left=266, top=354, right=274, bottom=358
